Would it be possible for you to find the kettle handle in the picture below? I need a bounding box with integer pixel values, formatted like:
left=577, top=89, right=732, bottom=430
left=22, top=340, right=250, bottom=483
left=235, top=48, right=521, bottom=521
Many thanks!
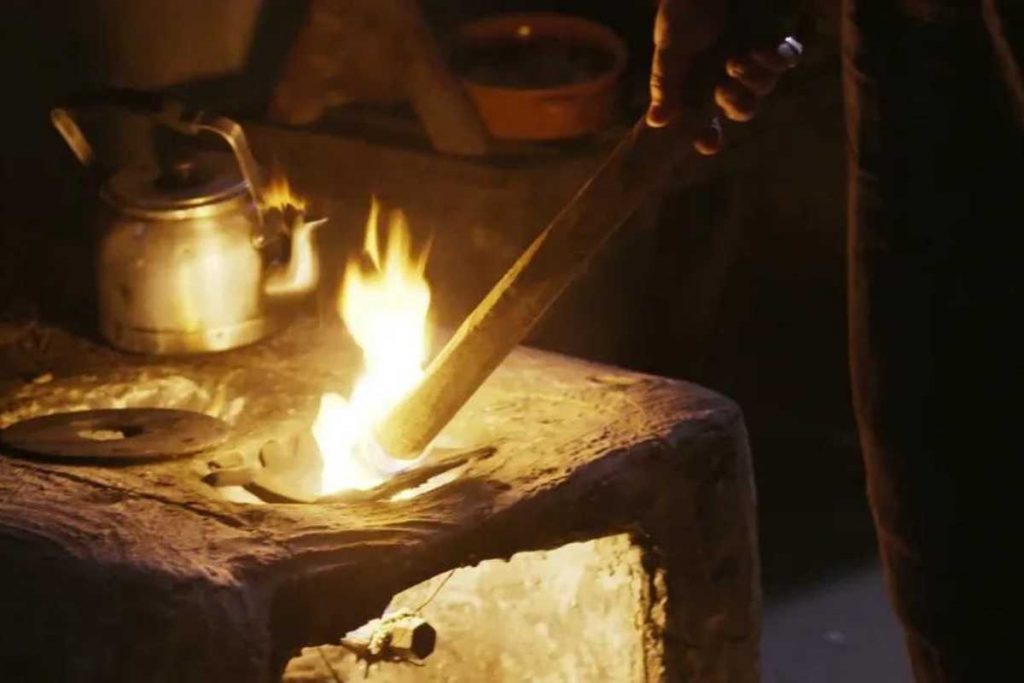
left=50, top=89, right=163, bottom=171
left=50, top=89, right=265, bottom=214
left=164, top=110, right=266, bottom=212
left=51, top=107, right=97, bottom=168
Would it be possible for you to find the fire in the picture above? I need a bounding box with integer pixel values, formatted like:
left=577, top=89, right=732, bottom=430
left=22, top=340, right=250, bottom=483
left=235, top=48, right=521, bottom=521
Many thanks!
left=262, top=171, right=307, bottom=212
left=313, top=199, right=432, bottom=494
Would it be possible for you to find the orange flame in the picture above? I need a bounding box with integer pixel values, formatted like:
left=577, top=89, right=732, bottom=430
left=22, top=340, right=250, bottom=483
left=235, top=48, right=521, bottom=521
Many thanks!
left=262, top=170, right=307, bottom=213
left=313, top=198, right=432, bottom=494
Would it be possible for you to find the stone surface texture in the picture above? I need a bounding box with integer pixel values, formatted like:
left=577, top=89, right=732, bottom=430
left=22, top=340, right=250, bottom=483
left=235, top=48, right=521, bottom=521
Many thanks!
left=0, top=320, right=759, bottom=682
left=284, top=535, right=649, bottom=682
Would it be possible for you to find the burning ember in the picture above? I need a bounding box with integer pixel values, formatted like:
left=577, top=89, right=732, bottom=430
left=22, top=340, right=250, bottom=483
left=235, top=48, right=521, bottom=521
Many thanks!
left=313, top=199, right=432, bottom=495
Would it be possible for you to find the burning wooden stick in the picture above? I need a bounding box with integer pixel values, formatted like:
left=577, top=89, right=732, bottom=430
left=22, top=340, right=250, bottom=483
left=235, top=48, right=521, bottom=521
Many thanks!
left=374, top=117, right=702, bottom=459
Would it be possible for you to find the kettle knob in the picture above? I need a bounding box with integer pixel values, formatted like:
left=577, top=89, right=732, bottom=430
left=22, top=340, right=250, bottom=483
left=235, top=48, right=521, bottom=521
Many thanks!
left=154, top=158, right=213, bottom=191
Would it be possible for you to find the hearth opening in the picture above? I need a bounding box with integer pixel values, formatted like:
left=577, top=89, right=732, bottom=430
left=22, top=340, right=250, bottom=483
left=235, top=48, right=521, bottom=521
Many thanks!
left=282, top=535, right=655, bottom=683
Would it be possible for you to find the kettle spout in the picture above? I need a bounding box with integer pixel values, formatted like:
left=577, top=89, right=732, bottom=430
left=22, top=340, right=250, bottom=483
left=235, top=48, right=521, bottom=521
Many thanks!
left=264, top=217, right=327, bottom=298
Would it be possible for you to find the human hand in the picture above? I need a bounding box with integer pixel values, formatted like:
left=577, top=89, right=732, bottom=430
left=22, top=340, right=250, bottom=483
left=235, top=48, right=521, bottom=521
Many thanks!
left=646, top=0, right=801, bottom=155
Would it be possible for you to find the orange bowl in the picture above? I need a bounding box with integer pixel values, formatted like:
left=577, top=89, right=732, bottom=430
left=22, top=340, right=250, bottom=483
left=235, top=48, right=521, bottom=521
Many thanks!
left=454, top=13, right=628, bottom=141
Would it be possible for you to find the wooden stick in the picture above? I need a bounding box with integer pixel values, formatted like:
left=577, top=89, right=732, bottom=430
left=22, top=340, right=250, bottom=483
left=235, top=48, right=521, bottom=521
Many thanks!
left=399, top=0, right=491, bottom=156
left=269, top=0, right=489, bottom=156
left=375, top=117, right=703, bottom=458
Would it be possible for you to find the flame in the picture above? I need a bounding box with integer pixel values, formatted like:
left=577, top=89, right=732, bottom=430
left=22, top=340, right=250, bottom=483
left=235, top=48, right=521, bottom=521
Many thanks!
left=262, top=171, right=307, bottom=212
left=313, top=198, right=432, bottom=495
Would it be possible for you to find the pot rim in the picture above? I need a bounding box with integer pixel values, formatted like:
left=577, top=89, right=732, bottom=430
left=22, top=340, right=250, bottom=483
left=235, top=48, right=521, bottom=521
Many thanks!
left=455, top=12, right=628, bottom=99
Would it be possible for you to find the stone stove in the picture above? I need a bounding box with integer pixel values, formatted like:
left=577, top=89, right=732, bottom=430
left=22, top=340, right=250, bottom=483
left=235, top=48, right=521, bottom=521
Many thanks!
left=0, top=319, right=758, bottom=682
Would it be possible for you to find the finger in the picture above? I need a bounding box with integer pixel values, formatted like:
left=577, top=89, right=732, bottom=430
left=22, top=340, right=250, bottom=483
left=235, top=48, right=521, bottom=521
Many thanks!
left=715, top=80, right=760, bottom=122
left=751, top=48, right=792, bottom=73
left=693, top=117, right=723, bottom=155
left=647, top=0, right=725, bottom=127
left=750, top=36, right=803, bottom=74
left=647, top=1, right=685, bottom=127
left=725, top=56, right=781, bottom=96
left=648, top=42, right=689, bottom=127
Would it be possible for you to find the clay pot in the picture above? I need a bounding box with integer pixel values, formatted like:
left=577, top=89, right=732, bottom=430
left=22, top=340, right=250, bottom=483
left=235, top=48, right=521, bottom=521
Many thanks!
left=454, top=13, right=627, bottom=141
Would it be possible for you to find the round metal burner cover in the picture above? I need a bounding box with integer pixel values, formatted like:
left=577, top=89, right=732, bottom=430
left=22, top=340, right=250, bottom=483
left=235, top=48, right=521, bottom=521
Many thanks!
left=0, top=408, right=229, bottom=461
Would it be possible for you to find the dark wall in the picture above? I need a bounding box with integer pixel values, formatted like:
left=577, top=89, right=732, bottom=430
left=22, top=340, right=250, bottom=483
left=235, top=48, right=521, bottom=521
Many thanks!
left=646, top=69, right=872, bottom=591
left=1, top=2, right=97, bottom=327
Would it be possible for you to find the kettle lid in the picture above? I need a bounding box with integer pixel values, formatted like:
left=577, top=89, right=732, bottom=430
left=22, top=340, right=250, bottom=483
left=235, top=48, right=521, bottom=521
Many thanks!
left=104, top=151, right=251, bottom=214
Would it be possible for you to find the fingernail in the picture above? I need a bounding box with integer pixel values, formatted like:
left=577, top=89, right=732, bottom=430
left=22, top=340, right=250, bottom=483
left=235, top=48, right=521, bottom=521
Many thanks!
left=646, top=105, right=667, bottom=127
left=694, top=139, right=719, bottom=156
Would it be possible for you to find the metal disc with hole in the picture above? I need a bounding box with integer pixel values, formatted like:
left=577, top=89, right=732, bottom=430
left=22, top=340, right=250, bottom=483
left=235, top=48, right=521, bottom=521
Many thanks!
left=0, top=408, right=229, bottom=461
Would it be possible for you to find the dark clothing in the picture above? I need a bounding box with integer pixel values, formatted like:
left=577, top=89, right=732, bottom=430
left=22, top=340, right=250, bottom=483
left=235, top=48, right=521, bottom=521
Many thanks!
left=843, top=0, right=1022, bottom=679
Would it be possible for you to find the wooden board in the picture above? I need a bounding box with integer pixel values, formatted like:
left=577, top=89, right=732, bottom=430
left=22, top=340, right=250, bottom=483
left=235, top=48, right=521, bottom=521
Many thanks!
left=0, top=319, right=759, bottom=683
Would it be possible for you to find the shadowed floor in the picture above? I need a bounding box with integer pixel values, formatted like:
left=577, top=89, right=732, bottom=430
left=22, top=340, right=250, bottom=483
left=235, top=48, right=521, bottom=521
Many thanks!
left=763, top=564, right=912, bottom=683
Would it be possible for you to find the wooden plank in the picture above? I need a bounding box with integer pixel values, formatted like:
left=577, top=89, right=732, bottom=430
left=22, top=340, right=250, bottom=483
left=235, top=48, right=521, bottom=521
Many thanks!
left=374, top=118, right=703, bottom=459
left=268, top=0, right=489, bottom=155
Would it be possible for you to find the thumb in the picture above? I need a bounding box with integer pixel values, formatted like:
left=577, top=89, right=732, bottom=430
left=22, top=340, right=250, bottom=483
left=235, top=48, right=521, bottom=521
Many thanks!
left=647, top=0, right=725, bottom=127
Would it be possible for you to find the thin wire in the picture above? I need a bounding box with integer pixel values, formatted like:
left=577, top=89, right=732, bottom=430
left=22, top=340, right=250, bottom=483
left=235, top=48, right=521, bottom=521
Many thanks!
left=316, top=646, right=344, bottom=683
left=414, top=568, right=457, bottom=613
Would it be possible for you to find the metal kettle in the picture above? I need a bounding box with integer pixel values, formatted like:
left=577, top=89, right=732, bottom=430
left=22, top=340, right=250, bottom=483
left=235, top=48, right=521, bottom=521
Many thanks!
left=51, top=90, right=323, bottom=354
